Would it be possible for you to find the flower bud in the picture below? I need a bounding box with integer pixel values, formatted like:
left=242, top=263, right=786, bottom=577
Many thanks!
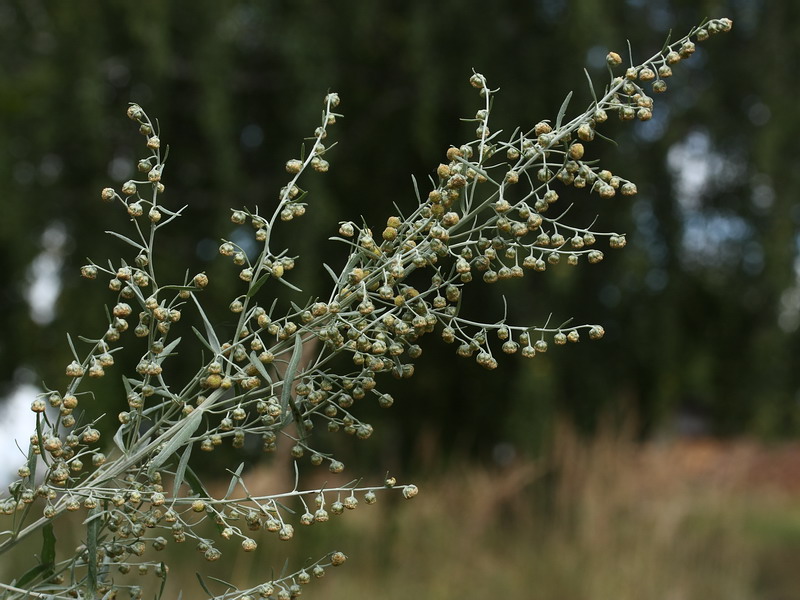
left=469, top=73, right=486, bottom=88
left=402, top=484, right=419, bottom=499
left=577, top=123, right=594, bottom=141
left=127, top=104, right=144, bottom=120
left=324, top=92, right=341, bottom=108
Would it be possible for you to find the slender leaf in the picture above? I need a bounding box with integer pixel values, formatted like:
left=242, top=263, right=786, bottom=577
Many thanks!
left=14, top=564, right=47, bottom=589
left=274, top=276, right=303, bottom=292
left=195, top=573, right=214, bottom=597
left=555, top=90, right=573, bottom=129
left=155, top=204, right=186, bottom=218
left=112, top=425, right=127, bottom=455
left=190, top=294, right=220, bottom=353
left=322, top=262, right=340, bottom=283
left=224, top=463, right=246, bottom=499
left=184, top=465, right=211, bottom=499
left=156, top=562, right=169, bottom=600
left=15, top=541, right=60, bottom=593
left=25, top=441, right=38, bottom=481
left=584, top=68, right=598, bottom=105
left=86, top=507, right=100, bottom=599
left=279, top=558, right=290, bottom=578
left=660, top=29, right=673, bottom=53
left=248, top=351, right=273, bottom=385
left=593, top=129, right=619, bottom=147
left=280, top=333, right=304, bottom=415
left=207, top=576, right=236, bottom=590
left=411, top=173, right=422, bottom=202
left=191, top=326, right=218, bottom=354
left=35, top=413, right=46, bottom=459
left=147, top=406, right=203, bottom=478
left=161, top=284, right=202, bottom=292
left=153, top=336, right=182, bottom=365
left=113, top=380, right=131, bottom=453
left=66, top=333, right=80, bottom=363
left=185, top=464, right=227, bottom=532
left=159, top=338, right=181, bottom=356
left=172, top=442, right=194, bottom=498
left=104, top=230, right=146, bottom=251
left=245, top=272, right=272, bottom=299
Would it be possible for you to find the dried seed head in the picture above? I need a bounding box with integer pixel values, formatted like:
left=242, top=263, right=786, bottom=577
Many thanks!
left=127, top=104, right=144, bottom=120
left=589, top=326, right=605, bottom=340
left=241, top=538, right=258, bottom=552
left=568, top=143, right=585, bottom=160
left=639, top=67, right=656, bottom=81
left=678, top=41, right=696, bottom=58
left=609, top=234, right=627, bottom=249
left=325, top=92, right=341, bottom=107
left=588, top=250, right=604, bottom=263
left=278, top=524, right=294, bottom=541
left=127, top=202, right=144, bottom=217
left=65, top=361, right=84, bottom=377
left=204, top=548, right=221, bottom=562
left=311, top=157, right=330, bottom=172
left=402, top=484, right=419, bottom=499
left=469, top=73, right=486, bottom=88
left=577, top=123, right=594, bottom=142
left=446, top=146, right=462, bottom=161
left=598, top=184, right=615, bottom=199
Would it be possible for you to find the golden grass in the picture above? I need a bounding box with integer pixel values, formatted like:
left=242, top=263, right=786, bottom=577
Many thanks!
left=4, top=425, right=800, bottom=599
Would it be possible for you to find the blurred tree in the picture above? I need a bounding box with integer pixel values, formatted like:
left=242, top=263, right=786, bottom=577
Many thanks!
left=0, top=0, right=797, bottom=472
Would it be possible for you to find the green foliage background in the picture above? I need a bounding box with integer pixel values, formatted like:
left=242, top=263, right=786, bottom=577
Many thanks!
left=0, top=0, right=798, bottom=466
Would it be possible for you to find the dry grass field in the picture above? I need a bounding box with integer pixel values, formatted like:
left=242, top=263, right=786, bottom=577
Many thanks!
left=4, top=425, right=800, bottom=599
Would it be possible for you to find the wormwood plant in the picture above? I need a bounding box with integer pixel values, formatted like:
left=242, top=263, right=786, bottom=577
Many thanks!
left=0, top=18, right=731, bottom=600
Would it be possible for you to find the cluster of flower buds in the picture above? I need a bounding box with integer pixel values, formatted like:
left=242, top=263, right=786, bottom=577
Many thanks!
left=2, top=18, right=731, bottom=600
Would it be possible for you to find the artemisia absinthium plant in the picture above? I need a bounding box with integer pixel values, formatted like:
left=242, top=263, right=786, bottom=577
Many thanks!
left=0, top=17, right=731, bottom=600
